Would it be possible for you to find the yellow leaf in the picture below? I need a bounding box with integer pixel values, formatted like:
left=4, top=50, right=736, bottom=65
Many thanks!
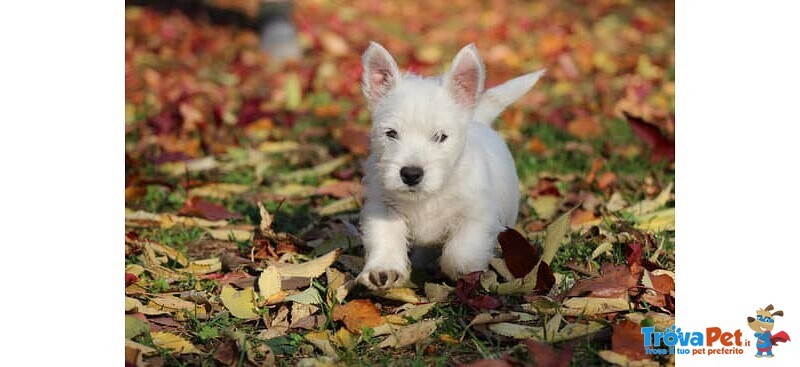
left=634, top=208, right=675, bottom=231
left=378, top=319, right=440, bottom=348
left=373, top=287, right=421, bottom=303
left=315, top=196, right=359, bottom=216
left=258, top=266, right=283, bottom=300
left=623, top=182, right=673, bottom=216
left=285, top=287, right=323, bottom=305
left=188, top=183, right=249, bottom=199
left=561, top=297, right=632, bottom=316
left=591, top=241, right=614, bottom=260
left=275, top=249, right=342, bottom=279
left=279, top=155, right=351, bottom=182
left=305, top=330, right=338, bottom=358
left=146, top=242, right=188, bottom=267
left=424, top=283, right=453, bottom=303
left=542, top=207, right=575, bottom=265
left=220, top=285, right=260, bottom=320
left=257, top=140, right=300, bottom=154
left=125, top=264, right=145, bottom=277
left=147, top=296, right=206, bottom=319
left=528, top=195, right=560, bottom=220
left=186, top=258, right=222, bottom=275
left=206, top=228, right=253, bottom=241
left=151, top=332, right=201, bottom=354
left=332, top=327, right=358, bottom=350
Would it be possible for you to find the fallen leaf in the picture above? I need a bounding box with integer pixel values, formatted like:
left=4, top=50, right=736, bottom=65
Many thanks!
left=634, top=208, right=675, bottom=231
left=455, top=271, right=502, bottom=310
left=611, top=320, right=648, bottom=360
left=305, top=330, right=339, bottom=358
left=623, top=182, right=673, bottom=216
left=279, top=155, right=351, bottom=182
left=147, top=296, right=207, bottom=319
left=560, top=297, right=632, bottom=316
left=623, top=111, right=674, bottom=162
left=151, top=332, right=201, bottom=354
left=178, top=196, right=242, bottom=221
left=542, top=207, right=575, bottom=265
left=529, top=195, right=560, bottom=220
left=258, top=266, right=283, bottom=300
left=498, top=227, right=541, bottom=278
left=524, top=339, right=572, bottom=367
left=374, top=287, right=423, bottom=303
left=566, top=263, right=640, bottom=299
left=274, top=249, right=342, bottom=278
left=314, top=180, right=363, bottom=199
left=125, top=315, right=150, bottom=339
left=186, top=258, right=222, bottom=275
left=187, top=183, right=249, bottom=199
left=332, top=327, right=358, bottom=350
left=424, top=283, right=453, bottom=302
left=332, top=299, right=384, bottom=333
left=219, top=285, right=260, bottom=320
left=379, top=319, right=439, bottom=348
left=284, top=287, right=323, bottom=305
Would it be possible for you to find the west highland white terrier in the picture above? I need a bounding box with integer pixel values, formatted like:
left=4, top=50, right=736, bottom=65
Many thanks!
left=357, top=42, right=545, bottom=290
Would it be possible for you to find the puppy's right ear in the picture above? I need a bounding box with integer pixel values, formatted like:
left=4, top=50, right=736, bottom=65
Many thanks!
left=362, top=42, right=401, bottom=105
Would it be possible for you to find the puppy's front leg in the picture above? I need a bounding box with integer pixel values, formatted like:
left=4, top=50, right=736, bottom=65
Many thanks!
left=358, top=199, right=410, bottom=290
left=439, top=220, right=497, bottom=280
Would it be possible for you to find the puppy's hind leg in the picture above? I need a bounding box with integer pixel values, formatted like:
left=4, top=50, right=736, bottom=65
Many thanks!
left=439, top=220, right=498, bottom=280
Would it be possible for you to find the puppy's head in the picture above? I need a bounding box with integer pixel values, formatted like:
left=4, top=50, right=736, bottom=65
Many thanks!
left=361, top=42, right=485, bottom=198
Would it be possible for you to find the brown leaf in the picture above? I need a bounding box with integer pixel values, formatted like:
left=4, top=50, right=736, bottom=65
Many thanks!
left=178, top=196, right=242, bottom=221
left=331, top=299, right=384, bottom=333
left=525, top=339, right=573, bottom=367
left=622, top=111, right=674, bottom=162
left=455, top=271, right=502, bottom=310
left=567, top=116, right=603, bottom=140
left=611, top=320, right=648, bottom=360
left=566, top=263, right=640, bottom=299
left=498, top=227, right=541, bottom=278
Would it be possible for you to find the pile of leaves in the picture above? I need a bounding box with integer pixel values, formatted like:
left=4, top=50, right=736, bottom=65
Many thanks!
left=125, top=0, right=674, bottom=366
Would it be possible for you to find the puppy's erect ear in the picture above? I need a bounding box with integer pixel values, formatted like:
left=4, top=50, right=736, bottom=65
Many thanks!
left=362, top=42, right=401, bottom=105
left=772, top=310, right=784, bottom=317
left=444, top=44, right=485, bottom=109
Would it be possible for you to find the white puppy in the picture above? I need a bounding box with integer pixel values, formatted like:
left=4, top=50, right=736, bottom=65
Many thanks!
left=357, top=42, right=545, bottom=290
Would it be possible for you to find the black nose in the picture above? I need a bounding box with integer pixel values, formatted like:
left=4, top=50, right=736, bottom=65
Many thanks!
left=400, top=166, right=424, bottom=186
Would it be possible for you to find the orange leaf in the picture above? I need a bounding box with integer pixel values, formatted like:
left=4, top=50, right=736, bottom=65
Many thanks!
left=331, top=299, right=383, bottom=333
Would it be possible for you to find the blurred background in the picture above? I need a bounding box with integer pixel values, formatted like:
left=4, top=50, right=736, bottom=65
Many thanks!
left=126, top=0, right=674, bottom=233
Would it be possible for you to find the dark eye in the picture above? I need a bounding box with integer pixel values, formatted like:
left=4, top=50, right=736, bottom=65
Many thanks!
left=435, top=133, right=448, bottom=143
left=385, top=129, right=398, bottom=139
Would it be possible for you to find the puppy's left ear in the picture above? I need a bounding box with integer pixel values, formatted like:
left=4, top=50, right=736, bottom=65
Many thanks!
left=444, top=44, right=485, bottom=109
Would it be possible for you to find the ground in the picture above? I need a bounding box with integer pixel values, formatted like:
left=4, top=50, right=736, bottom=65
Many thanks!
left=125, top=1, right=675, bottom=366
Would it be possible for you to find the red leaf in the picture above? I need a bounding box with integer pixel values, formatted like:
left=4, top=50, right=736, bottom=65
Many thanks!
left=178, top=196, right=242, bottom=221
left=125, top=273, right=139, bottom=287
left=498, top=227, right=541, bottom=278
left=566, top=263, right=641, bottom=299
left=524, top=339, right=573, bottom=367
left=455, top=271, right=502, bottom=310
left=622, top=111, right=674, bottom=163
left=534, top=261, right=556, bottom=294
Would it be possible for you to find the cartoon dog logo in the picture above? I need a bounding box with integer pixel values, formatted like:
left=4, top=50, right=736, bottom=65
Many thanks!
left=746, top=304, right=791, bottom=357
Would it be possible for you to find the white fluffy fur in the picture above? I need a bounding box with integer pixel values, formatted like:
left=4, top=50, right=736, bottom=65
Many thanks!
left=357, top=42, right=544, bottom=289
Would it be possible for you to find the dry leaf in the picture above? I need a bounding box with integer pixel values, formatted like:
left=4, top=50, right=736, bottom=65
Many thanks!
left=424, top=283, right=453, bottom=303
left=374, top=287, right=423, bottom=303
left=332, top=299, right=384, bottom=333
left=151, top=332, right=201, bottom=354
left=219, top=285, right=260, bottom=320
left=304, top=330, right=339, bottom=358
left=258, top=266, right=282, bottom=300
left=379, top=319, right=439, bottom=348
left=186, top=258, right=222, bottom=275
left=275, top=249, right=342, bottom=278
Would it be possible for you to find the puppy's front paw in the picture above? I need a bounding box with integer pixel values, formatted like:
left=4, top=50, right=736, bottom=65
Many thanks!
left=357, top=266, right=409, bottom=290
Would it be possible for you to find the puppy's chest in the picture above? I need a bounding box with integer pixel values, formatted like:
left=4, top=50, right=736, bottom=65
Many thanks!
left=399, top=197, right=463, bottom=246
